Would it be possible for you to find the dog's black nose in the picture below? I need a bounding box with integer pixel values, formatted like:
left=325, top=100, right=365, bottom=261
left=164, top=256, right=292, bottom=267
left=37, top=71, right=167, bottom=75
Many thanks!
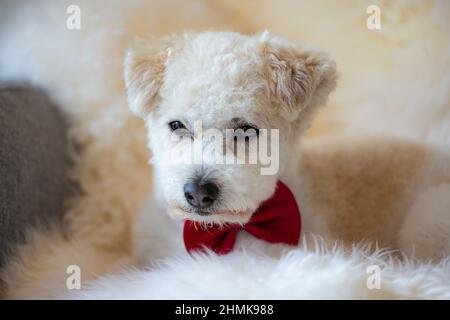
left=184, top=180, right=219, bottom=209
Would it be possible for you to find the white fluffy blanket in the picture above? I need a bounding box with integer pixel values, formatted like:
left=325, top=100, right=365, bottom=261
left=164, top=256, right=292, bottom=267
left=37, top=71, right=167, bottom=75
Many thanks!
left=1, top=0, right=449, bottom=299
left=65, top=245, right=450, bottom=300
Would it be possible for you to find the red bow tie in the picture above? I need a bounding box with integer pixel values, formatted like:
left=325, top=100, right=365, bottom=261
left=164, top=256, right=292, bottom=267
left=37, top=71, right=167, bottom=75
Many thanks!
left=183, top=180, right=301, bottom=255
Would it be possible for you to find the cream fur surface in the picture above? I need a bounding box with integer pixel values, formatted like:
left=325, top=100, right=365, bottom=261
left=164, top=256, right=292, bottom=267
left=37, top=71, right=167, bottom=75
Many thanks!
left=0, top=0, right=449, bottom=299
left=66, top=243, right=450, bottom=300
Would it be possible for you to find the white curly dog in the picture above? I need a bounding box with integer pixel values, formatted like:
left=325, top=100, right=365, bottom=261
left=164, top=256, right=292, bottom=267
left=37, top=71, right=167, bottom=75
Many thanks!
left=125, top=31, right=450, bottom=264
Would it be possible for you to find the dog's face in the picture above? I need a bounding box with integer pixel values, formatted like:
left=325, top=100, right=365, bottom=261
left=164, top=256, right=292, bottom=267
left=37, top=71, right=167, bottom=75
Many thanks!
left=125, top=32, right=336, bottom=225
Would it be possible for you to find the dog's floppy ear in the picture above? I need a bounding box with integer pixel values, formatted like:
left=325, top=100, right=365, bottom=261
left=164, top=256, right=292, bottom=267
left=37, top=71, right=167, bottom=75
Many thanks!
left=262, top=34, right=337, bottom=121
left=124, top=36, right=182, bottom=118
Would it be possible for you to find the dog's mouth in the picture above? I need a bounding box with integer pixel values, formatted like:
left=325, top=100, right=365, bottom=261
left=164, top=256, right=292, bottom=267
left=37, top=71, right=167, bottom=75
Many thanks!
left=184, top=207, right=213, bottom=216
left=170, top=205, right=254, bottom=225
left=178, top=206, right=248, bottom=216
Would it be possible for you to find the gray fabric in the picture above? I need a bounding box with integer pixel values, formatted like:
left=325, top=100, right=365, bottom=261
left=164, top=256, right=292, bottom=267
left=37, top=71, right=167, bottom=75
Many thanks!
left=0, top=85, right=69, bottom=266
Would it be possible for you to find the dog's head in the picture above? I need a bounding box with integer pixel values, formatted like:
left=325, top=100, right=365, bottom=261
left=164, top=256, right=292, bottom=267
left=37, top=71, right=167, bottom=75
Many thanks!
left=125, top=31, right=336, bottom=225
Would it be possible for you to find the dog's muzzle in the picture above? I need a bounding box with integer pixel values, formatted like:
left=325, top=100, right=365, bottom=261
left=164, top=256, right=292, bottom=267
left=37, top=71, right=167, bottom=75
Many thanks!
left=183, top=179, right=219, bottom=211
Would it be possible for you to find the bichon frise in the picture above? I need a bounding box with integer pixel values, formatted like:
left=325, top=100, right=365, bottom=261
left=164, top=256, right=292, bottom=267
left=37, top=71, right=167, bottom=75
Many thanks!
left=125, top=31, right=450, bottom=264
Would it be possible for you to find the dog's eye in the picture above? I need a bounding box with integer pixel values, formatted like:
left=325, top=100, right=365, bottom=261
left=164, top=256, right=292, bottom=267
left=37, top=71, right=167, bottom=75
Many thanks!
left=169, top=121, right=186, bottom=132
left=233, top=124, right=259, bottom=144
left=237, top=125, right=259, bottom=136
